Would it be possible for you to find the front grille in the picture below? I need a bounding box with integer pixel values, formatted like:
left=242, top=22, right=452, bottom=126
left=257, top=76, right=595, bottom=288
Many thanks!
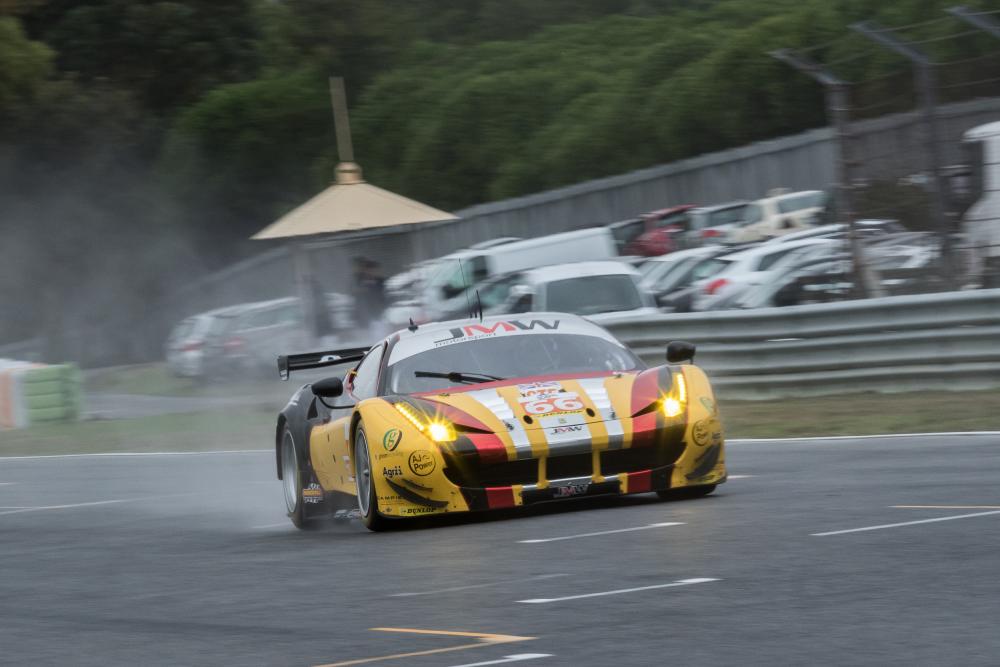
left=547, top=453, right=593, bottom=480
left=443, top=457, right=537, bottom=488
left=602, top=446, right=673, bottom=476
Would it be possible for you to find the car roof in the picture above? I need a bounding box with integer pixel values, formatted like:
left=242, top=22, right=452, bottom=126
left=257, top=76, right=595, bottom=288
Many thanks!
left=521, top=261, right=638, bottom=283
left=387, top=311, right=621, bottom=363
left=644, top=246, right=727, bottom=263
left=693, top=201, right=748, bottom=212
left=723, top=237, right=836, bottom=261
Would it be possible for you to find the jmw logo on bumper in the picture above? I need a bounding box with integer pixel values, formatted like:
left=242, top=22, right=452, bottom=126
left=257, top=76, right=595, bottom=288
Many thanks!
left=433, top=319, right=559, bottom=346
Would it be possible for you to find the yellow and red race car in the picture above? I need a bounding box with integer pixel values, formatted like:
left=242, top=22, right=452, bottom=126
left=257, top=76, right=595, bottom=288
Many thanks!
left=274, top=313, right=725, bottom=530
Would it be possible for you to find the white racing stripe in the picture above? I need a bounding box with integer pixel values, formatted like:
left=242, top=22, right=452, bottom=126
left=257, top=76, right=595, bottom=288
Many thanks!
left=519, top=522, right=683, bottom=544
left=575, top=377, right=624, bottom=449
left=519, top=577, right=719, bottom=604
left=812, top=510, right=1000, bottom=536
left=465, top=388, right=533, bottom=460
left=390, top=573, right=568, bottom=598
left=448, top=654, right=552, bottom=667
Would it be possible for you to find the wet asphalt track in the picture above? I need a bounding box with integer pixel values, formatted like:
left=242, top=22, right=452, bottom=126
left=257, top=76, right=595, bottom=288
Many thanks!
left=2, top=433, right=1000, bottom=666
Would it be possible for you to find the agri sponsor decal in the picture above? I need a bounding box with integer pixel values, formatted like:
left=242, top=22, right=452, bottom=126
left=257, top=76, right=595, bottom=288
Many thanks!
left=433, top=319, right=560, bottom=347
left=383, top=428, right=402, bottom=451
left=408, top=450, right=436, bottom=476
left=383, top=465, right=403, bottom=478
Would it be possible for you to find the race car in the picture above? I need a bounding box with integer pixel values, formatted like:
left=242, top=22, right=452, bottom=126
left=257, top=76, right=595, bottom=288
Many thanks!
left=273, top=312, right=725, bottom=530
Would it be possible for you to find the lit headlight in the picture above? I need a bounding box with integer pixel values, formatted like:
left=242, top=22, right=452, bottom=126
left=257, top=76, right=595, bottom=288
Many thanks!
left=660, top=372, right=687, bottom=419
left=662, top=397, right=683, bottom=418
left=427, top=421, right=456, bottom=443
left=394, top=402, right=456, bottom=443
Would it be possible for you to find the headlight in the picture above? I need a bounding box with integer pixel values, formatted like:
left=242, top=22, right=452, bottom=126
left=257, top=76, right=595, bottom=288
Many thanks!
left=394, top=402, right=456, bottom=443
left=660, top=372, right=687, bottom=418
left=427, top=421, right=456, bottom=443
left=662, top=397, right=683, bottom=418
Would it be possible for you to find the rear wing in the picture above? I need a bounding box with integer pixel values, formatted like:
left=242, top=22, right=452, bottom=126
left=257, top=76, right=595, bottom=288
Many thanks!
left=277, top=346, right=370, bottom=381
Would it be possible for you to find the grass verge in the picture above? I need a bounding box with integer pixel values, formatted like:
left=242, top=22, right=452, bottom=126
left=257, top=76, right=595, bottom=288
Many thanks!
left=721, top=389, right=1000, bottom=438
left=0, top=408, right=277, bottom=457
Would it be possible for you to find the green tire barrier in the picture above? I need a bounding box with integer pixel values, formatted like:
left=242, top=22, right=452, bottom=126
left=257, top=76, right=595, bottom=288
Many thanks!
left=0, top=362, right=81, bottom=429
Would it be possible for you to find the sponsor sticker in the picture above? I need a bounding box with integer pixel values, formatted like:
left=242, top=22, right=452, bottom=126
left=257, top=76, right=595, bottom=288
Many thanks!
left=432, top=319, right=560, bottom=347
left=408, top=450, right=436, bottom=476
left=383, top=428, right=402, bottom=451
left=383, top=465, right=403, bottom=479
left=692, top=417, right=721, bottom=447
left=303, top=483, right=324, bottom=504
left=554, top=483, right=589, bottom=498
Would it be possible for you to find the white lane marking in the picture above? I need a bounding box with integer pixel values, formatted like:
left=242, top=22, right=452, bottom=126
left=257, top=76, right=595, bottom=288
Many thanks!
left=448, top=654, right=552, bottom=667
left=730, top=431, right=1000, bottom=443
left=0, top=482, right=17, bottom=486
left=892, top=505, right=1000, bottom=509
left=727, top=474, right=755, bottom=479
left=390, top=574, right=569, bottom=598
left=812, top=510, right=1000, bottom=536
left=0, top=499, right=130, bottom=516
left=0, top=449, right=270, bottom=461
left=518, top=577, right=719, bottom=604
left=251, top=521, right=291, bottom=530
left=518, top=522, right=683, bottom=544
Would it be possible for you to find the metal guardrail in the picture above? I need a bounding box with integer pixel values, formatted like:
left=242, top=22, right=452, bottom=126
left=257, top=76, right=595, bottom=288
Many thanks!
left=601, top=289, right=1000, bottom=398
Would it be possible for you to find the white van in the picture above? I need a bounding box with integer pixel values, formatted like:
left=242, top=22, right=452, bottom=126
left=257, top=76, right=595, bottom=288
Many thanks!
left=963, top=121, right=1000, bottom=287
left=403, top=227, right=618, bottom=324
left=725, top=189, right=827, bottom=244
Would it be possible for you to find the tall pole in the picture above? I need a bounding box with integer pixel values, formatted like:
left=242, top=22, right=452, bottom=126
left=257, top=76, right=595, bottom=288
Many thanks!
left=769, top=49, right=876, bottom=298
left=851, top=21, right=956, bottom=288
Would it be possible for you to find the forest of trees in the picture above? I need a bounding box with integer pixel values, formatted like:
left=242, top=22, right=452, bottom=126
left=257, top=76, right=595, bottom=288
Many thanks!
left=1, top=0, right=997, bottom=348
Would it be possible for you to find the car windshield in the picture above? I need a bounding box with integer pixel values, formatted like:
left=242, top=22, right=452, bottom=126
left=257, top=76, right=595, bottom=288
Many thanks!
left=707, top=205, right=748, bottom=226
left=386, top=333, right=642, bottom=394
left=543, top=275, right=644, bottom=315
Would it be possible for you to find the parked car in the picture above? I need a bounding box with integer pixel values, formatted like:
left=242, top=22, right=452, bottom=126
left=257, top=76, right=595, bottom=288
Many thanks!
left=691, top=238, right=842, bottom=311
left=681, top=201, right=749, bottom=248
left=638, top=246, right=735, bottom=308
left=489, top=261, right=658, bottom=322
left=724, top=189, right=827, bottom=244
left=204, top=294, right=356, bottom=378
left=165, top=305, right=251, bottom=378
left=623, top=205, right=697, bottom=256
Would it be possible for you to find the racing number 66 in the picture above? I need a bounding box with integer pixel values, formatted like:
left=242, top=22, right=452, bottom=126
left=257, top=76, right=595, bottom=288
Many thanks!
left=524, top=396, right=584, bottom=415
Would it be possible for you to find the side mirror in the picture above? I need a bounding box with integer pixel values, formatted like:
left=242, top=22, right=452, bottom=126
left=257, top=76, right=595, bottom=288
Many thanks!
left=666, top=340, right=696, bottom=364
left=312, top=376, right=344, bottom=398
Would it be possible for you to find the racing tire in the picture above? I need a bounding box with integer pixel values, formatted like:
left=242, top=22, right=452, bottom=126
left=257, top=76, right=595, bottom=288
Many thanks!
left=657, top=484, right=716, bottom=500
left=354, top=424, right=388, bottom=532
left=280, top=427, right=309, bottom=529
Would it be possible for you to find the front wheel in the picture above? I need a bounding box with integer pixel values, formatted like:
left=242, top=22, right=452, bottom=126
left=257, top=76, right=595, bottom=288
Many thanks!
left=657, top=484, right=716, bottom=500
left=354, top=425, right=387, bottom=531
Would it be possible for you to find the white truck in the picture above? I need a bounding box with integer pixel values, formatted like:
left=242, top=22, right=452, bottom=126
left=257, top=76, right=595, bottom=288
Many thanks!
left=962, top=121, right=1000, bottom=288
